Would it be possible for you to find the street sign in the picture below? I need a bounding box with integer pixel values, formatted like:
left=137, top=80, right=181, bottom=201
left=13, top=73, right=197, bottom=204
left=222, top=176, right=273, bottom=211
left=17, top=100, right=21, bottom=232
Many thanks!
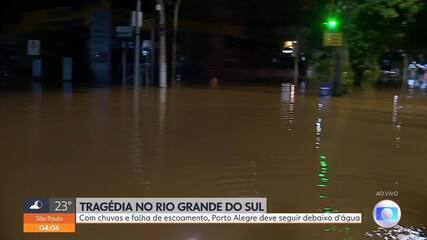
left=131, top=11, right=143, bottom=27
left=323, top=32, right=343, bottom=47
left=27, top=40, right=41, bottom=56
left=116, top=26, right=134, bottom=39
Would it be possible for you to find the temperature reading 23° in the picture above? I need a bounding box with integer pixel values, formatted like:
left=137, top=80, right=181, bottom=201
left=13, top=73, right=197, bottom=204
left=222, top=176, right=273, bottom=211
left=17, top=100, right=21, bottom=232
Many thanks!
left=54, top=200, right=73, bottom=212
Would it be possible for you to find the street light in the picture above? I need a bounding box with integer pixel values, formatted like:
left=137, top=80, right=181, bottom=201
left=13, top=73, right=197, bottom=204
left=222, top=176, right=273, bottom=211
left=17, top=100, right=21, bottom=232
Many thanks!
left=282, top=40, right=299, bottom=86
left=282, top=41, right=296, bottom=55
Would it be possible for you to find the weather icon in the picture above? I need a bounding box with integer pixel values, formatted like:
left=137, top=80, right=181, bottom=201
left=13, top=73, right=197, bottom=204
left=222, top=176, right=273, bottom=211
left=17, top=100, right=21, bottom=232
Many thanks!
left=29, top=200, right=43, bottom=210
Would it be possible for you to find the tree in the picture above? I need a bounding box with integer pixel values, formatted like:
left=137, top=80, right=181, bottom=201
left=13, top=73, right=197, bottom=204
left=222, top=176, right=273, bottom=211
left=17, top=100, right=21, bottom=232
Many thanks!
left=336, top=0, right=424, bottom=85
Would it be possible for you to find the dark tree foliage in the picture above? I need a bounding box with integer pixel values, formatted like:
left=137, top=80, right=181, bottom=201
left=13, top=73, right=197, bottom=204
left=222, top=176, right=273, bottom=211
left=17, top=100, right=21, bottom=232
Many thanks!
left=336, top=0, right=424, bottom=84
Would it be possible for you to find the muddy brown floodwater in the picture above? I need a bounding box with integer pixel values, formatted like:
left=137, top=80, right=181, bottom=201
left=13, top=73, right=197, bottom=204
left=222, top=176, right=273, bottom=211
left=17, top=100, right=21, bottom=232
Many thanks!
left=0, top=84, right=426, bottom=239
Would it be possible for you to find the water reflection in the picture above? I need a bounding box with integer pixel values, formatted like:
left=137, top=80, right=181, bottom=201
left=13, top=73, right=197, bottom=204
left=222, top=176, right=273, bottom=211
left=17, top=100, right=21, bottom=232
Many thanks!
left=407, top=80, right=416, bottom=99
left=314, top=98, right=329, bottom=149
left=317, top=154, right=342, bottom=234
left=280, top=83, right=295, bottom=131
left=129, top=88, right=151, bottom=193
left=392, top=95, right=402, bottom=149
left=314, top=97, right=331, bottom=210
left=313, top=95, right=353, bottom=239
left=156, top=88, right=167, bottom=170
left=300, top=81, right=307, bottom=94
left=366, top=225, right=427, bottom=240
left=63, top=82, right=73, bottom=104
left=210, top=77, right=219, bottom=88
left=315, top=116, right=322, bottom=149
left=32, top=81, right=42, bottom=97
left=159, top=88, right=167, bottom=139
left=216, top=159, right=259, bottom=196
left=30, top=81, right=42, bottom=136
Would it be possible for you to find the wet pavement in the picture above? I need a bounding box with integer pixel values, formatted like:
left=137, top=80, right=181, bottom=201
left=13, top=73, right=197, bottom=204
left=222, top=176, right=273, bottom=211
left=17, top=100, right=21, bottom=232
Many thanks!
left=0, top=84, right=426, bottom=239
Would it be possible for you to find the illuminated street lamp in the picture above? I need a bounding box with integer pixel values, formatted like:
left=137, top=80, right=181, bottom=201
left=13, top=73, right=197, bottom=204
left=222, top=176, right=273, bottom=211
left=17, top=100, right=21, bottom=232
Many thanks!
left=282, top=41, right=296, bottom=55
left=282, top=40, right=299, bottom=86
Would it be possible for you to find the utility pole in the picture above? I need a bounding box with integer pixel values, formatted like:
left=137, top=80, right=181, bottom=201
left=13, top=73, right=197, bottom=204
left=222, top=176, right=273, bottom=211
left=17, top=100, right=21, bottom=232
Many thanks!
left=332, top=48, right=343, bottom=96
left=134, top=0, right=142, bottom=88
left=171, top=0, right=183, bottom=86
left=293, top=40, right=299, bottom=86
left=122, top=42, right=127, bottom=86
left=401, top=50, right=408, bottom=86
left=157, top=0, right=167, bottom=88
left=150, top=19, right=156, bottom=86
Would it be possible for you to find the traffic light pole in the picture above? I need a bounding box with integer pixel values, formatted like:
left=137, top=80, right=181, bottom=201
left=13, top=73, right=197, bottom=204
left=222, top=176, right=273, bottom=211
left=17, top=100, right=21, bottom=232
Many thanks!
left=324, top=16, right=343, bottom=96
left=332, top=47, right=343, bottom=96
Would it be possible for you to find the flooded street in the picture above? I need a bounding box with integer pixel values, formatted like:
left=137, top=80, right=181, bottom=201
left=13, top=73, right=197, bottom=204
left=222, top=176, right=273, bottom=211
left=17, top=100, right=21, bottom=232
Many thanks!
left=1, top=85, right=426, bottom=239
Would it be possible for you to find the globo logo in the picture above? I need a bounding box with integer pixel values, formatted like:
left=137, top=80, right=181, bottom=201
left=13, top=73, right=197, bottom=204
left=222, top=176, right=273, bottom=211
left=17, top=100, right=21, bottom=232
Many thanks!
left=373, top=200, right=401, bottom=228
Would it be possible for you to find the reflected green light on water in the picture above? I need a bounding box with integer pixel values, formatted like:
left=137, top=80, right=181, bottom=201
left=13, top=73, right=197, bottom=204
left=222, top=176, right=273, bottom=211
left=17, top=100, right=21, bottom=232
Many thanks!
left=324, top=225, right=337, bottom=232
left=319, top=195, right=329, bottom=199
left=320, top=177, right=329, bottom=182
left=313, top=97, right=356, bottom=239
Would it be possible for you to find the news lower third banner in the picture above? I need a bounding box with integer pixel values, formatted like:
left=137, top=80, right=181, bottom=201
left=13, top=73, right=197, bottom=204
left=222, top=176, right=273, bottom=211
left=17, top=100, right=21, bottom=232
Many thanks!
left=23, top=198, right=362, bottom=233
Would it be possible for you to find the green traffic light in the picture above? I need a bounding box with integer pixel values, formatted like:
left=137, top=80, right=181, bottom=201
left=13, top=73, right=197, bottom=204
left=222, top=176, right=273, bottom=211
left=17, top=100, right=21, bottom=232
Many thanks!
left=328, top=20, right=337, bottom=28
left=326, top=18, right=340, bottom=30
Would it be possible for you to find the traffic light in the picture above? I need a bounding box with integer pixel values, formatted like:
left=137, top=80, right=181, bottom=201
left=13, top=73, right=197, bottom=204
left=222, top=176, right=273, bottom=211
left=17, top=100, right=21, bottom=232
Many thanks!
left=325, top=17, right=340, bottom=31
